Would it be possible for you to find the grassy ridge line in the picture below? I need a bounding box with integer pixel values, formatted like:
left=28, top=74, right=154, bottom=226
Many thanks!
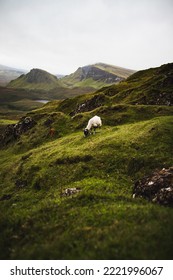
left=95, top=63, right=135, bottom=78
left=0, top=116, right=173, bottom=259
left=99, top=63, right=173, bottom=105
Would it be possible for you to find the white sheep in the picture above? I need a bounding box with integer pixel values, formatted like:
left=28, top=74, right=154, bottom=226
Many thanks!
left=84, top=115, right=102, bottom=136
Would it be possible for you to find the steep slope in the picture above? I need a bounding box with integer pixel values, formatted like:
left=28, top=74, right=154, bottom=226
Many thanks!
left=0, top=64, right=26, bottom=86
left=32, top=64, right=171, bottom=120
left=0, top=62, right=173, bottom=260
left=95, top=62, right=135, bottom=78
left=60, top=63, right=135, bottom=89
left=8, top=68, right=60, bottom=90
left=60, top=62, right=173, bottom=117
left=99, top=62, right=173, bottom=106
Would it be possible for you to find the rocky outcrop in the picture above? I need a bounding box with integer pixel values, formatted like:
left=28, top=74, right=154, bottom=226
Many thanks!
left=61, top=187, right=81, bottom=196
left=0, top=116, right=36, bottom=146
left=80, top=66, right=123, bottom=83
left=133, top=167, right=173, bottom=207
left=60, top=63, right=132, bottom=89
left=70, top=94, right=106, bottom=116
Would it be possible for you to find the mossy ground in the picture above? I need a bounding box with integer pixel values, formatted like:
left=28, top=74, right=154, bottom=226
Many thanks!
left=0, top=113, right=173, bottom=259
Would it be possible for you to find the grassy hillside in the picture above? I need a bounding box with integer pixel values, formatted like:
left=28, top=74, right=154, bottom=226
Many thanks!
left=0, top=62, right=173, bottom=260
left=0, top=85, right=93, bottom=119
left=0, top=114, right=173, bottom=259
left=99, top=63, right=173, bottom=105
left=8, top=68, right=60, bottom=90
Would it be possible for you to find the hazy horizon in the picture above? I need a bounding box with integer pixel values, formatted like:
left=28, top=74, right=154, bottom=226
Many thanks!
left=0, top=0, right=173, bottom=75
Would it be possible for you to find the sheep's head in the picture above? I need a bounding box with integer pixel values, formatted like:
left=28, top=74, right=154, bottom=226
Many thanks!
left=84, top=128, right=89, bottom=137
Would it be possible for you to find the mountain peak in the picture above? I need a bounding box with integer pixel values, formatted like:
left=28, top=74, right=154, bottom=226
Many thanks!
left=60, top=63, right=135, bottom=89
left=25, top=68, right=58, bottom=84
left=8, top=68, right=59, bottom=90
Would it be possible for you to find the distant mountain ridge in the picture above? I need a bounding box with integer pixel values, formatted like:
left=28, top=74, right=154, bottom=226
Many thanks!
left=60, top=63, right=135, bottom=89
left=7, top=62, right=135, bottom=91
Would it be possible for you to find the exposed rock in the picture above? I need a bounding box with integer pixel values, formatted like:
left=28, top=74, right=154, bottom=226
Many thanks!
left=154, top=91, right=173, bottom=106
left=154, top=187, right=173, bottom=205
left=0, top=194, right=12, bottom=201
left=60, top=63, right=132, bottom=89
left=133, top=167, right=173, bottom=206
left=80, top=65, right=123, bottom=83
left=70, top=94, right=106, bottom=116
left=62, top=187, right=81, bottom=196
left=0, top=116, right=36, bottom=146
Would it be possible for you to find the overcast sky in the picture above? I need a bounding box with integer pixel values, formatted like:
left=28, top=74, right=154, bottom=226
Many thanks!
left=0, top=0, right=173, bottom=74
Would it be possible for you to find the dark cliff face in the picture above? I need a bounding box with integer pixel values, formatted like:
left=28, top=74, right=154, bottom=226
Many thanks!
left=80, top=66, right=123, bottom=83
left=56, top=63, right=134, bottom=89
left=25, top=69, right=58, bottom=84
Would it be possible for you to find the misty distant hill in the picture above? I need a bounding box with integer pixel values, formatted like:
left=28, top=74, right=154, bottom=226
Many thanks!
left=7, top=63, right=135, bottom=91
left=0, top=64, right=27, bottom=86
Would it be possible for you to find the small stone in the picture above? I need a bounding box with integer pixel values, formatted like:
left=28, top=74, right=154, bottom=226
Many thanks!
left=62, top=187, right=81, bottom=196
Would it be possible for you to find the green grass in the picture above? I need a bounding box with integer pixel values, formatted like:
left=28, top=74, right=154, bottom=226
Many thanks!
left=8, top=69, right=60, bottom=90
left=0, top=85, right=93, bottom=119
left=0, top=118, right=18, bottom=135
left=0, top=119, right=17, bottom=125
left=0, top=63, right=173, bottom=259
left=100, top=63, right=173, bottom=105
left=0, top=115, right=173, bottom=259
left=72, top=78, right=111, bottom=89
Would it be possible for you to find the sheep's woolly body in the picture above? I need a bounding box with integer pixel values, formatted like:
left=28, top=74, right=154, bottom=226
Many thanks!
left=86, top=116, right=102, bottom=130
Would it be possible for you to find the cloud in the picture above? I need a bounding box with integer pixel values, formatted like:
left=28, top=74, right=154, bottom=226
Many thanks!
left=0, top=0, right=173, bottom=74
